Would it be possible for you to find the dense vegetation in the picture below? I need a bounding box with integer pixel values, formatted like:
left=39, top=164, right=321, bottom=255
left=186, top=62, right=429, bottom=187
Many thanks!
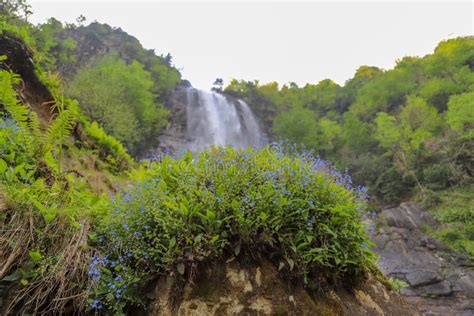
left=1, top=3, right=182, bottom=155
left=0, top=2, right=376, bottom=313
left=223, top=39, right=473, bottom=254
left=224, top=38, right=473, bottom=206
left=0, top=53, right=375, bottom=312
left=88, top=146, right=374, bottom=312
left=0, top=59, right=119, bottom=312
left=1, top=1, right=472, bottom=313
left=67, top=55, right=169, bottom=151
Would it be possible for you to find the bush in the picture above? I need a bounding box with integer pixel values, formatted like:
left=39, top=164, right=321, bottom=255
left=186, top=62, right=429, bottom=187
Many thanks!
left=430, top=185, right=474, bottom=257
left=82, top=119, right=133, bottom=172
left=89, top=145, right=375, bottom=312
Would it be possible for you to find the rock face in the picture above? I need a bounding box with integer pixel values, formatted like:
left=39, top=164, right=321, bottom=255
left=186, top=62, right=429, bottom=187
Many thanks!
left=0, top=33, right=55, bottom=124
left=151, top=84, right=191, bottom=156
left=371, top=202, right=474, bottom=315
left=150, top=259, right=418, bottom=315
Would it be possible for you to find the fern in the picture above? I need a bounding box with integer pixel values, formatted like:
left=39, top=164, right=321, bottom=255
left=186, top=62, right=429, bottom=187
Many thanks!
left=42, top=97, right=80, bottom=174
left=28, top=110, right=42, bottom=154
left=1, top=63, right=80, bottom=176
left=0, top=69, right=29, bottom=129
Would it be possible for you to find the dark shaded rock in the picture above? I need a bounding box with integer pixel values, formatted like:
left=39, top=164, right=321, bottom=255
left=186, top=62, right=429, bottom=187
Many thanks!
left=421, top=281, right=453, bottom=297
left=0, top=32, right=55, bottom=124
left=405, top=270, right=442, bottom=288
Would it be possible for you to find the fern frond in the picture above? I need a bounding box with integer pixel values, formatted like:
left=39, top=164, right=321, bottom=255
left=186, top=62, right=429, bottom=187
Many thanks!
left=28, top=110, right=42, bottom=154
left=42, top=98, right=79, bottom=152
left=0, top=69, right=29, bottom=130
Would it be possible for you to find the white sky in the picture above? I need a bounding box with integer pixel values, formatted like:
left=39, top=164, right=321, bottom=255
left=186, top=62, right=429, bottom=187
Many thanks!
left=28, top=1, right=473, bottom=90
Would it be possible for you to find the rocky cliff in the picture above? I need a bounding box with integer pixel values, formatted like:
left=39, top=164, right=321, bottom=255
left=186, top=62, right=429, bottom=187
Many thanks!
left=371, top=202, right=474, bottom=315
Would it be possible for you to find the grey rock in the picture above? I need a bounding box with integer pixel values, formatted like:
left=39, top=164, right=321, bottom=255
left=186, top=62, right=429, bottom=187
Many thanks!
left=405, top=270, right=442, bottom=287
left=421, top=281, right=453, bottom=297
left=372, top=201, right=474, bottom=315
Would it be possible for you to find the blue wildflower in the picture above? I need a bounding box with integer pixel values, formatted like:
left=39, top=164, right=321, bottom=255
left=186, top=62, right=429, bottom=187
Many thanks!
left=91, top=299, right=102, bottom=309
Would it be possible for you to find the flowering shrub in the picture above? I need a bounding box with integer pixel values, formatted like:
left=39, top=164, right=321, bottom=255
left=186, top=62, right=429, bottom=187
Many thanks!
left=90, top=145, right=375, bottom=312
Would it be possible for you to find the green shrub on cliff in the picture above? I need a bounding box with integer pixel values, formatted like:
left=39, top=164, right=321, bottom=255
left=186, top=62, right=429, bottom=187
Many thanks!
left=89, top=145, right=375, bottom=312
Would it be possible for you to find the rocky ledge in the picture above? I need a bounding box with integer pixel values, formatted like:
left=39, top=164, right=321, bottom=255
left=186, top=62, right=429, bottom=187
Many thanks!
left=150, top=259, right=418, bottom=316
left=371, top=202, right=474, bottom=315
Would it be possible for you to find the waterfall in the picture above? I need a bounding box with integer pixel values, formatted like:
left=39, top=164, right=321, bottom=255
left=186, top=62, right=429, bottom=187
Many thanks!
left=154, top=86, right=266, bottom=155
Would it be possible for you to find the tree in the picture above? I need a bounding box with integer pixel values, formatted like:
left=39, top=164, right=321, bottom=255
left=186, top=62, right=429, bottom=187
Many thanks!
left=212, top=78, right=224, bottom=92
left=374, top=112, right=400, bottom=150
left=446, top=92, right=474, bottom=140
left=67, top=55, right=168, bottom=153
left=0, top=0, right=32, bottom=21
left=316, top=118, right=342, bottom=154
left=76, top=14, right=86, bottom=26
left=272, top=107, right=319, bottom=148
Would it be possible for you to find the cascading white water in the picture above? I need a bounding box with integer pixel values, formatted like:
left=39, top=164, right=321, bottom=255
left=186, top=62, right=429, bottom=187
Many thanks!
left=183, top=87, right=265, bottom=150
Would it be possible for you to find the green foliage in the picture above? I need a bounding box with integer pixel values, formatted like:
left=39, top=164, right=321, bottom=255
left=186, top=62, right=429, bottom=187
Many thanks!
left=67, top=55, right=169, bottom=153
left=226, top=36, right=473, bottom=206
left=302, top=79, right=343, bottom=116
left=0, top=58, right=113, bottom=312
left=90, top=146, right=375, bottom=312
left=374, top=113, right=400, bottom=149
left=341, top=111, right=374, bottom=151
left=428, top=186, right=474, bottom=257
left=446, top=92, right=474, bottom=140
left=418, top=78, right=462, bottom=112
left=31, top=18, right=77, bottom=70
left=0, top=0, right=32, bottom=22
left=82, top=119, right=133, bottom=171
left=272, top=107, right=319, bottom=148
left=350, top=67, right=417, bottom=120
left=387, top=277, right=409, bottom=292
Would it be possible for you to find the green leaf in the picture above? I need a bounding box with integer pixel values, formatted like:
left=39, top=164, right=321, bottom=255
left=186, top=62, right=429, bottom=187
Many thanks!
left=210, top=235, right=219, bottom=244
left=169, top=237, right=176, bottom=248
left=2, top=270, right=22, bottom=282
left=30, top=198, right=46, bottom=213
left=0, top=158, right=7, bottom=174
left=20, top=279, right=28, bottom=286
left=29, top=251, right=43, bottom=262
left=13, top=163, right=25, bottom=175
left=43, top=212, right=56, bottom=223
left=206, top=209, right=216, bottom=219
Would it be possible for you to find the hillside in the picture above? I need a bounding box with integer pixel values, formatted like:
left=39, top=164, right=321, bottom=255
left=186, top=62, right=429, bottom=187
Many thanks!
left=0, top=31, right=420, bottom=314
left=1, top=1, right=473, bottom=315
left=0, top=8, right=422, bottom=316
